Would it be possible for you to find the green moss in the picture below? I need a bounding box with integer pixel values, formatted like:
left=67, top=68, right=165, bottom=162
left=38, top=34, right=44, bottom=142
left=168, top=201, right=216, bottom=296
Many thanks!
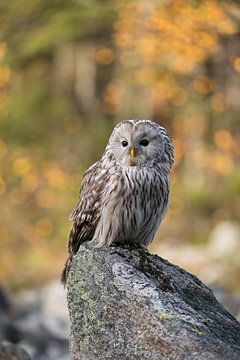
left=159, top=311, right=180, bottom=321
left=191, top=326, right=204, bottom=336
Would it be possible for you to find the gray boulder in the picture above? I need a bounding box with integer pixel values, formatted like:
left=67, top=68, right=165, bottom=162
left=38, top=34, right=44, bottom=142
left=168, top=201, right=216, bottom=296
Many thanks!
left=67, top=246, right=240, bottom=360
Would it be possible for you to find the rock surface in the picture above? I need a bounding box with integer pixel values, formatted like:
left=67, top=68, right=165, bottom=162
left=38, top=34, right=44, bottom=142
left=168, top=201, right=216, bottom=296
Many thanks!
left=0, top=282, right=70, bottom=360
left=67, top=246, right=240, bottom=360
left=0, top=341, right=32, bottom=360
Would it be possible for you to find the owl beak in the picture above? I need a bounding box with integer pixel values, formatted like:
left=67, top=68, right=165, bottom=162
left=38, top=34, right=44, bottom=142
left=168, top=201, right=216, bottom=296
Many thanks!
left=130, top=146, right=135, bottom=160
left=129, top=146, right=137, bottom=166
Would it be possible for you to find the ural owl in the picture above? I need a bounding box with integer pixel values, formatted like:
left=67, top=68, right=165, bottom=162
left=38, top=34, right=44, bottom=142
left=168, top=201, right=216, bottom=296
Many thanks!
left=62, top=119, right=174, bottom=284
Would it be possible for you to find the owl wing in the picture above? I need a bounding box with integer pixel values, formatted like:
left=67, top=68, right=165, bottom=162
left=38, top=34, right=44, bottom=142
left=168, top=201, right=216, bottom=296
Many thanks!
left=69, top=161, right=107, bottom=253
left=62, top=160, right=107, bottom=283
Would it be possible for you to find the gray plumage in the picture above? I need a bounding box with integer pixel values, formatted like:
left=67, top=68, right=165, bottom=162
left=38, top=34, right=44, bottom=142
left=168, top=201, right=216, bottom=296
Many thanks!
left=62, top=119, right=174, bottom=284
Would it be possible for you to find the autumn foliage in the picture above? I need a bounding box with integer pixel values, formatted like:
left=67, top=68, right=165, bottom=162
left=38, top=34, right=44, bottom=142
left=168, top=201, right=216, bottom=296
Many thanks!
left=0, top=0, right=239, bottom=289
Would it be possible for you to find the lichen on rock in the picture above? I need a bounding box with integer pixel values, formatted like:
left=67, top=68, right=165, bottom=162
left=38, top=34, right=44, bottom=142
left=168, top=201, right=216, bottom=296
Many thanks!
left=67, top=246, right=240, bottom=360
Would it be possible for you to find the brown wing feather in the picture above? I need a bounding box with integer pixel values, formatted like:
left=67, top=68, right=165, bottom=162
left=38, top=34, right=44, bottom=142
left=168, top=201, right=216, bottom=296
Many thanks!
left=61, top=161, right=106, bottom=284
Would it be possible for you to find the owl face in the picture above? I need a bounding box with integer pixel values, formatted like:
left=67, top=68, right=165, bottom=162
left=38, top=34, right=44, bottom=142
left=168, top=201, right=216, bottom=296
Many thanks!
left=109, top=120, right=165, bottom=167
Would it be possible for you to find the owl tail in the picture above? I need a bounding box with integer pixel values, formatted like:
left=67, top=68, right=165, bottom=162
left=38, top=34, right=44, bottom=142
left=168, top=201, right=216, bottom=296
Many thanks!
left=61, top=255, right=73, bottom=286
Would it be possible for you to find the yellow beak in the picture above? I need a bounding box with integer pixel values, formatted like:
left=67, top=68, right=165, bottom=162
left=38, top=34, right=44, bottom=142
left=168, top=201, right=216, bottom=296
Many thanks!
left=130, top=147, right=135, bottom=160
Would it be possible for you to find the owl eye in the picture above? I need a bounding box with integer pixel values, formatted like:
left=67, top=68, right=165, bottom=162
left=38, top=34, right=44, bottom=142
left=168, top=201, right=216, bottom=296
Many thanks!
left=122, top=140, right=128, bottom=147
left=140, top=139, right=149, bottom=146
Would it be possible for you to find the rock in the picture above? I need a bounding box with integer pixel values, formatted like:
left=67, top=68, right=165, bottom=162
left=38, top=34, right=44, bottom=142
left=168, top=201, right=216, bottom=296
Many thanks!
left=40, top=281, right=70, bottom=340
left=67, top=246, right=240, bottom=360
left=208, top=221, right=240, bottom=258
left=0, top=286, right=21, bottom=344
left=10, top=281, right=70, bottom=360
left=0, top=286, right=12, bottom=317
left=0, top=341, right=32, bottom=360
left=213, top=288, right=240, bottom=321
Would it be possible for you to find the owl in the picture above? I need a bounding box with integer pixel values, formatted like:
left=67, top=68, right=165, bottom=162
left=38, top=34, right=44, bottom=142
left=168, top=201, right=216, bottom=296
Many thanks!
left=62, top=119, right=174, bottom=284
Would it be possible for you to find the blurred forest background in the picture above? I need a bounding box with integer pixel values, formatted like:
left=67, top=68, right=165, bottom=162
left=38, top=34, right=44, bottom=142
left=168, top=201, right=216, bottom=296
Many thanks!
left=0, top=0, right=240, bottom=292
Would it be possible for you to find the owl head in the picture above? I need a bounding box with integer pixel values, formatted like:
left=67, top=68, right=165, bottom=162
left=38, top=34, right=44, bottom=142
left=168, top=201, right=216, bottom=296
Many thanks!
left=106, top=120, right=174, bottom=171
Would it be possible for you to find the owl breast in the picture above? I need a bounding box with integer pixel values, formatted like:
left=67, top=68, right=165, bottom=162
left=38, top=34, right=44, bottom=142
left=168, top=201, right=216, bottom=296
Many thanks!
left=91, top=165, right=169, bottom=248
